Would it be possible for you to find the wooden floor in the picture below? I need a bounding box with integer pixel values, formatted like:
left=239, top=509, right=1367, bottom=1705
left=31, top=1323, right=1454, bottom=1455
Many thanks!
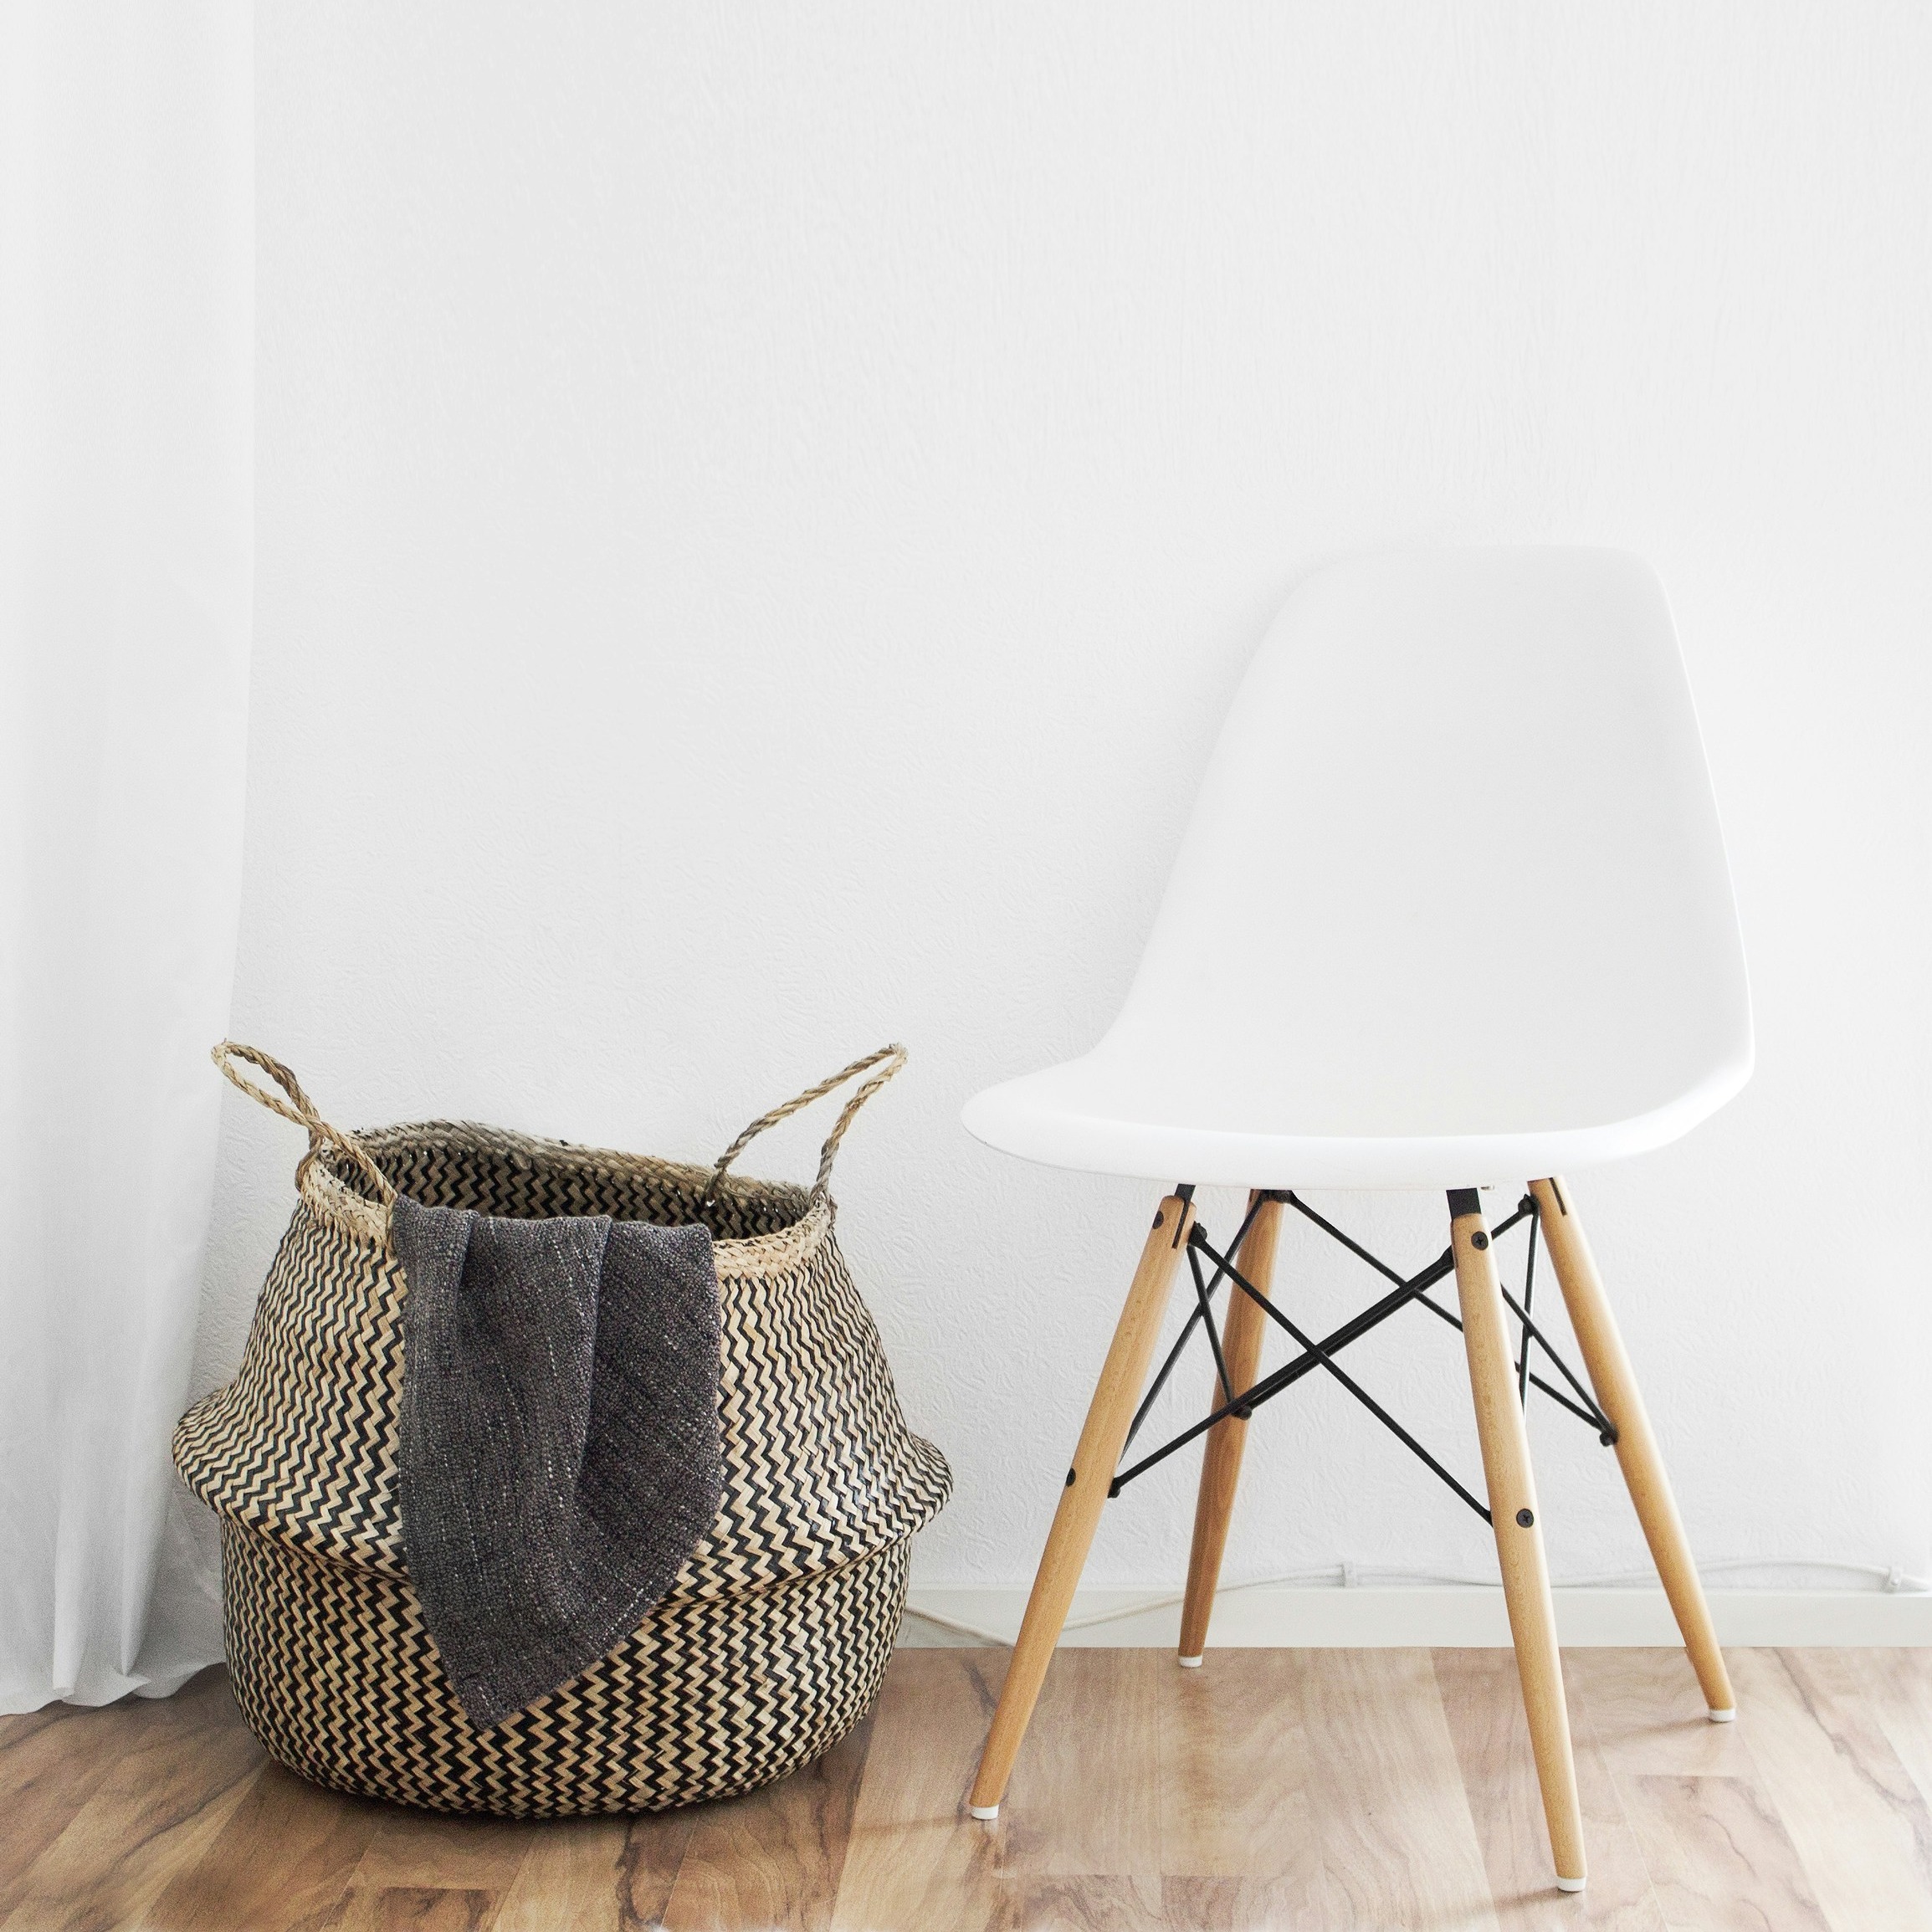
left=8, top=1647, right=1932, bottom=1929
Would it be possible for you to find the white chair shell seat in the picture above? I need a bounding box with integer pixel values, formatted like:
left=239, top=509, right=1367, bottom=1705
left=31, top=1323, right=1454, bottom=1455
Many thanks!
left=964, top=547, right=1751, bottom=1190
left=961, top=1064, right=1747, bottom=1191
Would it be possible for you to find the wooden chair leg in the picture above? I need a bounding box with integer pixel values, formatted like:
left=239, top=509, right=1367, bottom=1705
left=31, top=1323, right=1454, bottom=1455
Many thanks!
left=1530, top=1176, right=1736, bottom=1720
left=967, top=1191, right=1197, bottom=1821
left=1451, top=1188, right=1587, bottom=1894
left=1177, top=1191, right=1283, bottom=1664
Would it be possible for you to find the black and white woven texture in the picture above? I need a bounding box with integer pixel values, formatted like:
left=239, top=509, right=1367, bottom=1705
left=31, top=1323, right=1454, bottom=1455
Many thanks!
left=175, top=1117, right=951, bottom=1816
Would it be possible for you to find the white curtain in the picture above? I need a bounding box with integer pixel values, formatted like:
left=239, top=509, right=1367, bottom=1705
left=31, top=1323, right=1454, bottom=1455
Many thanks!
left=0, top=5, right=252, bottom=1709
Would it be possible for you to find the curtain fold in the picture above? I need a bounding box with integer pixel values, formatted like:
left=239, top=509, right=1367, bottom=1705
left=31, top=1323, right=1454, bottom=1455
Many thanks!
left=0, top=3, right=252, bottom=1709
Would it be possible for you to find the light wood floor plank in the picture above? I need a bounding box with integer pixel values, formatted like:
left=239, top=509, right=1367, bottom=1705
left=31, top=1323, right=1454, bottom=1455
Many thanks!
left=0, top=1696, right=166, bottom=1914
left=323, top=1887, right=500, bottom=1931
left=1570, top=1649, right=1830, bottom=1932
left=0, top=1668, right=264, bottom=1932
left=1727, top=1648, right=1932, bottom=1932
left=489, top=1816, right=636, bottom=1932
left=617, top=1812, right=700, bottom=1929
left=830, top=1648, right=1008, bottom=1930
left=1161, top=1873, right=1304, bottom=1931
left=1435, top=1648, right=1664, bottom=1929
left=351, top=1811, right=537, bottom=1894
left=1004, top=1648, right=1166, bottom=1881
left=1851, top=1648, right=1932, bottom=1824
left=13, top=1651, right=1932, bottom=1929
left=1160, top=1650, right=1319, bottom=1904
left=1622, top=1774, right=1831, bottom=1932
left=146, top=1760, right=384, bottom=1932
left=994, top=1872, right=1167, bottom=1930
left=1300, top=1648, right=1500, bottom=1930
left=1563, top=1650, right=1743, bottom=1778
left=661, top=1707, right=874, bottom=1931
left=0, top=1704, right=87, bottom=1751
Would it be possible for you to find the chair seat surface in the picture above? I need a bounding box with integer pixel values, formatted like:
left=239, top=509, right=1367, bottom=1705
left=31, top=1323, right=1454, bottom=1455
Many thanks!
left=964, top=548, right=1751, bottom=1189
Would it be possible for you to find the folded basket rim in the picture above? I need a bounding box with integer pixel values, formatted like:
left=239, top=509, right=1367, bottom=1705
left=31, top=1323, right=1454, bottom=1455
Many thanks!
left=309, top=1117, right=834, bottom=1275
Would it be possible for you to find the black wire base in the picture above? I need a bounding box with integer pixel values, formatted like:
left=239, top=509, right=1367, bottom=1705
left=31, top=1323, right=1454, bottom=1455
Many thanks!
left=1109, top=1188, right=1617, bottom=1525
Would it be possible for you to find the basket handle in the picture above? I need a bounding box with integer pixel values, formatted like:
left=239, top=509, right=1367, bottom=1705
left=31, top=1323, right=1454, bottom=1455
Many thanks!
left=211, top=1042, right=397, bottom=1209
left=702, top=1044, right=907, bottom=1209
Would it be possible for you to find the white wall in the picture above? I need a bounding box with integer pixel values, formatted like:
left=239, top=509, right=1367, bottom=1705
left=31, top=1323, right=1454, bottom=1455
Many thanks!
left=195, top=4, right=1932, bottom=1623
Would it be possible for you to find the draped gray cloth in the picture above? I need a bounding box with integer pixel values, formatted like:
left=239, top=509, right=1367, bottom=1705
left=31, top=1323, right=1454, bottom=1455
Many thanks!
left=392, top=1197, right=722, bottom=1730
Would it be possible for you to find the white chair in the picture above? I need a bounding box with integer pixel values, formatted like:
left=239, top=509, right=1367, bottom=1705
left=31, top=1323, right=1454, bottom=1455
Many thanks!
left=961, top=547, right=1751, bottom=1895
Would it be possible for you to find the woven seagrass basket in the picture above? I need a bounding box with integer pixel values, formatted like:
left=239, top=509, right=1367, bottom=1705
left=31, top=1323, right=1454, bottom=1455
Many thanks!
left=175, top=1043, right=950, bottom=1817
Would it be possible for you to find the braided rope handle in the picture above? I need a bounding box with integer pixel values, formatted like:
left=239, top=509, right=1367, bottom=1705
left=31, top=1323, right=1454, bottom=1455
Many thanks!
left=211, top=1042, right=397, bottom=1207
left=703, top=1044, right=908, bottom=1208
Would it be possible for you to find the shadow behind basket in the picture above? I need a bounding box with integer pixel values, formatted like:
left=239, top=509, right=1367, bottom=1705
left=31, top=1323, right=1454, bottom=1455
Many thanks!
left=174, top=1047, right=951, bottom=1816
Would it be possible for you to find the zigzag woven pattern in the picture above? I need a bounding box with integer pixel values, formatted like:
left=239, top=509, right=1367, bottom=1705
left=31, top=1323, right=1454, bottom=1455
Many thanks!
left=175, top=1119, right=950, bottom=1814
left=222, top=1522, right=908, bottom=1815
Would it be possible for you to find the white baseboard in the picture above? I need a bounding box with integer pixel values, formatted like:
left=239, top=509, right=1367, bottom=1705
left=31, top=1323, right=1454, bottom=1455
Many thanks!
left=901, top=1586, right=1932, bottom=1649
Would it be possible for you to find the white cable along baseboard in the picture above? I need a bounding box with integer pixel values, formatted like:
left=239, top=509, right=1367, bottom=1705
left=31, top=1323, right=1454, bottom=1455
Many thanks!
left=901, top=1561, right=1932, bottom=1649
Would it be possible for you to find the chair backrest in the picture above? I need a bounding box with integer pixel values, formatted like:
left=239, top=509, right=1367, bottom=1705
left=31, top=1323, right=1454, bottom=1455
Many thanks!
left=1089, top=548, right=1751, bottom=1145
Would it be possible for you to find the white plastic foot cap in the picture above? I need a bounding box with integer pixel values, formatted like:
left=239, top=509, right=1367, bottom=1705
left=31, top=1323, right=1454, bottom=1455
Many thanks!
left=970, top=1803, right=1000, bottom=1821
left=1555, top=1875, right=1587, bottom=1894
left=1177, top=1653, right=1204, bottom=1668
left=1708, top=1706, right=1737, bottom=1724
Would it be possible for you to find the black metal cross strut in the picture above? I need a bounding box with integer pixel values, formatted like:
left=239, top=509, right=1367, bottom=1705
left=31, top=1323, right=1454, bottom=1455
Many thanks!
left=1108, top=1190, right=1618, bottom=1525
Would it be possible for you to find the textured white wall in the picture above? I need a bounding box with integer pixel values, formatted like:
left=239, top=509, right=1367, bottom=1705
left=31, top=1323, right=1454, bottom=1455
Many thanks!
left=195, top=4, right=1932, bottom=1619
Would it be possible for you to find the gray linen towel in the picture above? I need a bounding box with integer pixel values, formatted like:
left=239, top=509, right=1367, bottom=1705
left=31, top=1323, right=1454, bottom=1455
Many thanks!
left=392, top=1196, right=723, bottom=1730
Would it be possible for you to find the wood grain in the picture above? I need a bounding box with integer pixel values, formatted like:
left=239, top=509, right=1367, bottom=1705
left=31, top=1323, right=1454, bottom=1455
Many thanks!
left=618, top=1812, right=701, bottom=1929
left=1570, top=1648, right=1830, bottom=1930
left=145, top=1759, right=383, bottom=1932
left=1531, top=1177, right=1734, bottom=1718
left=1299, top=1647, right=1502, bottom=1929
left=1621, top=1775, right=1831, bottom=1931
left=1160, top=1650, right=1317, bottom=1894
left=1724, top=1648, right=1932, bottom=1931
left=13, top=1649, right=1932, bottom=1929
left=1004, top=1648, right=1165, bottom=1881
left=661, top=1705, right=874, bottom=1929
left=1161, top=1873, right=1315, bottom=1932
left=1, top=1699, right=260, bottom=1924
left=351, top=1810, right=536, bottom=1894
left=1178, top=1194, right=1283, bottom=1663
left=1451, top=1197, right=1585, bottom=1890
left=0, top=1667, right=264, bottom=1932
left=1566, top=1648, right=1750, bottom=1779
left=0, top=1694, right=185, bottom=1918
left=1435, top=1648, right=1665, bottom=1929
left=323, top=1888, right=499, bottom=1932
left=995, top=1873, right=1166, bottom=1929
left=489, top=1816, right=635, bottom=1932
left=830, top=1649, right=1005, bottom=1929
left=970, top=1193, right=1196, bottom=1814
left=1858, top=1645, right=1932, bottom=1822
